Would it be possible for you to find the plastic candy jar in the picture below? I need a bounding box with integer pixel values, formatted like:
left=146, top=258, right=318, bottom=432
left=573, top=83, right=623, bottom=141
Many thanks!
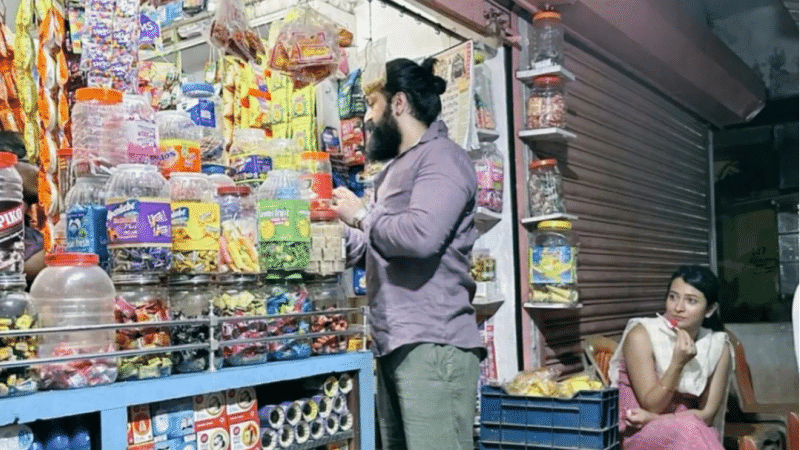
left=299, top=151, right=335, bottom=221
left=526, top=75, right=566, bottom=129
left=179, top=83, right=224, bottom=164
left=65, top=176, right=110, bottom=270
left=263, top=279, right=312, bottom=361
left=0, top=276, right=38, bottom=396
left=71, top=88, right=126, bottom=177
left=529, top=220, right=578, bottom=305
left=471, top=143, right=503, bottom=213
left=156, top=110, right=202, bottom=177
left=529, top=10, right=564, bottom=68
left=168, top=275, right=220, bottom=373
left=0, top=152, right=25, bottom=277
left=229, top=128, right=271, bottom=188
left=256, top=170, right=311, bottom=272
left=218, top=186, right=259, bottom=274
left=528, top=159, right=565, bottom=217
left=307, top=277, right=348, bottom=356
left=122, top=94, right=158, bottom=165
left=214, top=274, right=267, bottom=366
left=169, top=172, right=220, bottom=274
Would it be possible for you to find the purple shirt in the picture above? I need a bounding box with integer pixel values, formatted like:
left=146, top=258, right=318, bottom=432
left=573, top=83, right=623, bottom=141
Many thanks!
left=344, top=120, right=484, bottom=357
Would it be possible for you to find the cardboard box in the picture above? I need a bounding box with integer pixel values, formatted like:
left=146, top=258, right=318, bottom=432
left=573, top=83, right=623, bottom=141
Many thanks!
left=128, top=443, right=155, bottom=450
left=152, top=397, right=195, bottom=440
left=129, top=404, right=154, bottom=445
left=225, top=388, right=258, bottom=423
left=196, top=425, right=230, bottom=450
left=194, top=392, right=228, bottom=432
left=154, top=435, right=197, bottom=450
left=228, top=419, right=259, bottom=450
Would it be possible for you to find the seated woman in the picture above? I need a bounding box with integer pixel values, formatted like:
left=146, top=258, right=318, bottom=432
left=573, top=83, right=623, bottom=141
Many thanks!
left=608, top=265, right=732, bottom=450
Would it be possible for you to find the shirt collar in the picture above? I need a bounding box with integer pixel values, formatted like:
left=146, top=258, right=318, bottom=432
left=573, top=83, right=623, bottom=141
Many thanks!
left=395, top=120, right=448, bottom=161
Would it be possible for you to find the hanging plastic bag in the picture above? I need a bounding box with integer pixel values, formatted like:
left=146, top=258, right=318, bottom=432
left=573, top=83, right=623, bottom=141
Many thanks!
left=361, top=37, right=387, bottom=96
left=208, top=0, right=265, bottom=63
left=268, top=5, right=339, bottom=86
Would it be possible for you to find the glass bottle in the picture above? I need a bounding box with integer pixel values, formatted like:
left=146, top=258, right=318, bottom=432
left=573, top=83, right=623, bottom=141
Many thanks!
left=527, top=158, right=565, bottom=217
left=530, top=10, right=564, bottom=68
left=526, top=75, right=566, bottom=129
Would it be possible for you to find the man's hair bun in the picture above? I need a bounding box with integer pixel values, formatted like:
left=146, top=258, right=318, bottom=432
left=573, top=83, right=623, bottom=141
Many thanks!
left=421, top=57, right=447, bottom=95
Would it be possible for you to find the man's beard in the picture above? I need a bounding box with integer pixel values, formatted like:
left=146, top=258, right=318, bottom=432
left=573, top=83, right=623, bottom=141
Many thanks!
left=365, top=106, right=402, bottom=162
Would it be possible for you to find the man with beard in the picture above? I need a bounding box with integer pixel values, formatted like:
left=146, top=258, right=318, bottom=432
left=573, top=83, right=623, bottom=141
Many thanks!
left=333, top=58, right=485, bottom=450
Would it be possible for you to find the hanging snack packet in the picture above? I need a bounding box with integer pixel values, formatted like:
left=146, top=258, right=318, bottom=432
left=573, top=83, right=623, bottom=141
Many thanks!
left=361, top=37, right=387, bottom=96
left=338, top=68, right=365, bottom=120
left=268, top=6, right=339, bottom=86
left=208, top=0, right=265, bottom=63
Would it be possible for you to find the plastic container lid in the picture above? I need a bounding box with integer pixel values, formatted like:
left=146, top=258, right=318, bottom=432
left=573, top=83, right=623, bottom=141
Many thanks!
left=168, top=274, right=213, bottom=285
left=45, top=252, right=99, bottom=266
left=529, top=158, right=558, bottom=169
left=534, top=10, right=561, bottom=21
left=57, top=148, right=73, bottom=157
left=0, top=152, right=18, bottom=168
left=218, top=185, right=251, bottom=196
left=75, top=87, right=123, bottom=104
left=533, top=75, right=563, bottom=86
left=537, top=220, right=572, bottom=231
left=300, top=151, right=330, bottom=161
left=112, top=273, right=162, bottom=284
left=182, top=82, right=215, bottom=95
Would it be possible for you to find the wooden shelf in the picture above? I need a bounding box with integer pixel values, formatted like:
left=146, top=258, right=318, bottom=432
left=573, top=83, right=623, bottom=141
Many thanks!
left=524, top=302, right=583, bottom=310
left=477, top=128, right=501, bottom=142
left=519, top=128, right=576, bottom=142
left=521, top=213, right=578, bottom=226
left=516, top=65, right=576, bottom=84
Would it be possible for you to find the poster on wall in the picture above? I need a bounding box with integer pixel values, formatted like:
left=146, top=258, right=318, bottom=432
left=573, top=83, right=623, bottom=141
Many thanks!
left=432, top=40, right=473, bottom=149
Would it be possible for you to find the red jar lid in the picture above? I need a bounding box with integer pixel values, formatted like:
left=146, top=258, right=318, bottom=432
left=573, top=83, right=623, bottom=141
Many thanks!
left=534, top=11, right=561, bottom=21
left=0, top=152, right=18, bottom=168
left=300, top=151, right=330, bottom=161
left=217, top=185, right=251, bottom=196
left=533, top=75, right=563, bottom=86
left=57, top=148, right=73, bottom=157
left=529, top=158, right=558, bottom=169
left=46, top=252, right=99, bottom=266
left=75, top=87, right=123, bottom=104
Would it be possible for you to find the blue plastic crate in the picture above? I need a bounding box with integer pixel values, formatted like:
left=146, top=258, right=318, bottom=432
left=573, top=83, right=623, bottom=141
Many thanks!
left=480, top=385, right=618, bottom=430
left=479, top=385, right=619, bottom=450
left=479, top=440, right=620, bottom=450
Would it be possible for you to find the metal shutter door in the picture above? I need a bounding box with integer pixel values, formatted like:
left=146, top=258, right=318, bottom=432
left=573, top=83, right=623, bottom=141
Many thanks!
left=532, top=39, right=712, bottom=373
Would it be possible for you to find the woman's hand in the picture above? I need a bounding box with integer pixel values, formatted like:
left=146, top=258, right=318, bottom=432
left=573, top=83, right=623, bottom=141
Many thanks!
left=672, top=328, right=697, bottom=367
left=624, top=408, right=657, bottom=429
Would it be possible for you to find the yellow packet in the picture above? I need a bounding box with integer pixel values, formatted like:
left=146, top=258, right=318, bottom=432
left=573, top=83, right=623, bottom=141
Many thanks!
left=270, top=87, right=289, bottom=124
left=291, top=85, right=314, bottom=119
left=291, top=116, right=316, bottom=152
left=272, top=123, right=289, bottom=140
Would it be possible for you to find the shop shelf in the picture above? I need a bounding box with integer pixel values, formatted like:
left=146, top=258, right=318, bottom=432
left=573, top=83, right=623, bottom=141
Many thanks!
left=520, top=213, right=578, bottom=226
left=523, top=302, right=583, bottom=310
left=519, top=128, right=577, bottom=142
left=476, top=207, right=503, bottom=232
left=479, top=385, right=619, bottom=449
left=478, top=128, right=501, bottom=142
left=516, top=66, right=576, bottom=84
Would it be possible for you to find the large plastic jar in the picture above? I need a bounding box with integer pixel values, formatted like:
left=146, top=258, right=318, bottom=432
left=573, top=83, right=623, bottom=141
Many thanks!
left=256, top=170, right=311, bottom=272
left=0, top=152, right=25, bottom=277
left=105, top=164, right=172, bottom=275
left=527, top=159, right=565, bottom=217
left=471, top=143, right=503, bottom=213
left=263, top=279, right=312, bottom=361
left=122, top=94, right=159, bottom=166
left=30, top=253, right=118, bottom=389
left=168, top=275, right=220, bottom=373
left=299, top=152, right=335, bottom=221
left=169, top=173, right=220, bottom=274
left=0, top=276, right=38, bottom=396
left=528, top=220, right=578, bottom=305
left=307, top=277, right=348, bottom=356
left=529, top=10, right=564, bottom=68
left=229, top=128, right=271, bottom=188
left=270, top=138, right=301, bottom=171
left=214, top=274, right=267, bottom=367
left=71, top=88, right=126, bottom=177
left=218, top=186, right=259, bottom=274
left=156, top=110, right=202, bottom=177
left=526, top=75, right=566, bottom=129
left=113, top=274, right=171, bottom=381
left=65, top=176, right=110, bottom=271
left=179, top=83, right=224, bottom=165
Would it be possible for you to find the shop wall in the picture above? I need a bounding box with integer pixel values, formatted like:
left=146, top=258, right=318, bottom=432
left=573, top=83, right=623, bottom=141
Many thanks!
left=518, top=19, right=713, bottom=372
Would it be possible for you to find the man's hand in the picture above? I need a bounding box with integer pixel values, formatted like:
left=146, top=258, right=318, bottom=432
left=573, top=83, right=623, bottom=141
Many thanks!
left=333, top=187, right=365, bottom=228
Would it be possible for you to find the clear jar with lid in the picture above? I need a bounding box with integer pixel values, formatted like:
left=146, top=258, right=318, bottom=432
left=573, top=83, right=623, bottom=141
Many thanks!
left=529, top=10, right=564, bottom=68
left=299, top=152, right=335, bottom=221
left=229, top=128, right=271, bottom=188
left=270, top=138, right=301, bottom=171
left=169, top=172, right=220, bottom=274
left=122, top=94, right=159, bottom=166
left=470, top=143, right=503, bottom=213
left=179, top=83, right=224, bottom=165
left=65, top=176, right=110, bottom=271
left=214, top=274, right=267, bottom=366
left=30, top=253, right=118, bottom=389
left=256, top=170, right=311, bottom=272
left=105, top=164, right=172, bottom=275
left=470, top=248, right=496, bottom=282
left=218, top=186, right=259, bottom=274
left=529, top=220, right=578, bottom=305
left=113, top=274, right=172, bottom=380
left=526, top=75, right=566, bottom=129
left=0, top=152, right=25, bottom=278
left=156, top=110, right=203, bottom=177
left=528, top=158, right=565, bottom=217
left=71, top=87, right=126, bottom=177
left=307, top=277, right=348, bottom=356
left=0, top=276, right=38, bottom=397
left=474, top=64, right=496, bottom=130
left=263, top=277, right=312, bottom=361
left=168, top=275, right=220, bottom=373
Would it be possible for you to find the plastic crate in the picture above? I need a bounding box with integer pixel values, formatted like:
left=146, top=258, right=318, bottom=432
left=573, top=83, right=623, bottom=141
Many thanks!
left=479, top=385, right=619, bottom=449
left=479, top=440, right=620, bottom=450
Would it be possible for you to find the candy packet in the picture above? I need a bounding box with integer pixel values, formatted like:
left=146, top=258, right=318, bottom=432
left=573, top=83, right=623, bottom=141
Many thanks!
left=208, top=0, right=265, bottom=63
left=268, top=5, right=339, bottom=86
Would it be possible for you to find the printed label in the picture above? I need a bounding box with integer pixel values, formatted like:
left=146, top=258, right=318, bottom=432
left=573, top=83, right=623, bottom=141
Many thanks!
left=171, top=201, right=220, bottom=251
left=126, top=119, right=159, bottom=165
left=0, top=201, right=24, bottom=272
left=300, top=172, right=333, bottom=205
left=183, top=98, right=217, bottom=129
left=230, top=154, right=272, bottom=183
left=106, top=198, right=171, bottom=247
left=159, top=138, right=202, bottom=175
left=529, top=245, right=576, bottom=284
left=257, top=199, right=310, bottom=243
left=66, top=204, right=109, bottom=263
